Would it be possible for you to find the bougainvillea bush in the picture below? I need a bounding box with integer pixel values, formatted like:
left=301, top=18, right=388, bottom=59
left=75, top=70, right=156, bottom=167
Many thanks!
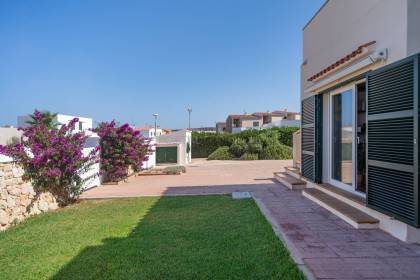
left=0, top=111, right=99, bottom=206
left=95, top=121, right=153, bottom=182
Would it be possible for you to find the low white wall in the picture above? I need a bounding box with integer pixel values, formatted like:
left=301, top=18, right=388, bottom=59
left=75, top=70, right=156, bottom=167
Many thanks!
left=142, top=138, right=156, bottom=169
left=264, top=120, right=300, bottom=128
left=1, top=147, right=100, bottom=191
left=232, top=127, right=257, bottom=134
left=81, top=147, right=101, bottom=190
left=0, top=155, right=13, bottom=163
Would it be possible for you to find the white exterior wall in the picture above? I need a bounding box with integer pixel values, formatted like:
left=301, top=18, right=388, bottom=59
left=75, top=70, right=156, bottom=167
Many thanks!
left=14, top=114, right=98, bottom=190
left=231, top=127, right=259, bottom=134
left=157, top=129, right=192, bottom=165
left=263, top=119, right=300, bottom=129
left=56, top=114, right=93, bottom=133
left=139, top=128, right=162, bottom=138
left=0, top=147, right=100, bottom=190
left=185, top=130, right=192, bottom=164
left=0, top=155, right=12, bottom=163
left=0, top=127, right=22, bottom=145
left=142, top=138, right=156, bottom=169
left=407, top=0, right=420, bottom=56
left=81, top=147, right=100, bottom=190
left=241, top=119, right=263, bottom=129
left=302, top=0, right=409, bottom=100
left=18, top=114, right=93, bottom=134
left=302, top=0, right=420, bottom=243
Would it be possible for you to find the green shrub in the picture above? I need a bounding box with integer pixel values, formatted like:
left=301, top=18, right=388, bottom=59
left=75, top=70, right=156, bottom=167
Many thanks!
left=272, top=127, right=299, bottom=147
left=207, top=146, right=234, bottom=160
left=240, top=153, right=258, bottom=160
left=229, top=138, right=247, bottom=157
left=247, top=137, right=263, bottom=154
left=163, top=165, right=186, bottom=175
left=192, top=132, right=235, bottom=158
left=259, top=143, right=293, bottom=160
left=192, top=127, right=298, bottom=159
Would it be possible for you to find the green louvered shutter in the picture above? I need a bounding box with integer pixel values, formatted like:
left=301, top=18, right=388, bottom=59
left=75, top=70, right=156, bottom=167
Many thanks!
left=366, top=54, right=419, bottom=227
left=301, top=94, right=322, bottom=182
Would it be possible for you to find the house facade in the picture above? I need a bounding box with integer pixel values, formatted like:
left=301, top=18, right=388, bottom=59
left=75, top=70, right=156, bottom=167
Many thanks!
left=215, top=122, right=226, bottom=133
left=18, top=113, right=93, bottom=134
left=299, top=0, right=420, bottom=242
left=225, top=114, right=263, bottom=133
left=156, top=129, right=192, bottom=165
left=225, top=110, right=300, bottom=133
left=136, top=126, right=163, bottom=138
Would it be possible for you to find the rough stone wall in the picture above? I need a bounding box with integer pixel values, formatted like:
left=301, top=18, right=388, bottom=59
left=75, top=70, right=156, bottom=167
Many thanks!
left=0, top=162, right=58, bottom=231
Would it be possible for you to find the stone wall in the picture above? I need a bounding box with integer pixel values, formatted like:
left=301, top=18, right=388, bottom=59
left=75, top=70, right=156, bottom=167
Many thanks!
left=0, top=162, right=58, bottom=231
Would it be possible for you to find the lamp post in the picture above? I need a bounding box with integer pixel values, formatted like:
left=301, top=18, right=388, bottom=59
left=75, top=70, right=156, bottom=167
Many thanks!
left=187, top=108, right=192, bottom=130
left=153, top=113, right=159, bottom=137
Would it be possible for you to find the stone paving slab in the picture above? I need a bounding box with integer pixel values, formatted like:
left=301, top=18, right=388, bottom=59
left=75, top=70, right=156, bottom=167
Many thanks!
left=253, top=184, right=420, bottom=280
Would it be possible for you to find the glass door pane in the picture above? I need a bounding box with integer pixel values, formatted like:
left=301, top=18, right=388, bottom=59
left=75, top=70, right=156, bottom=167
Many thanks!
left=332, top=89, right=353, bottom=186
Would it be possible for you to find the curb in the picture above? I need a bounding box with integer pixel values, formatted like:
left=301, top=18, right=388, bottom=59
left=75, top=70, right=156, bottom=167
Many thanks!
left=79, top=192, right=230, bottom=200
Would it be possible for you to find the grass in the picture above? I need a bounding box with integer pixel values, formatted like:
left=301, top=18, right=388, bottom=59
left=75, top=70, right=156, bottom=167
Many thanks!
left=0, top=196, right=304, bottom=280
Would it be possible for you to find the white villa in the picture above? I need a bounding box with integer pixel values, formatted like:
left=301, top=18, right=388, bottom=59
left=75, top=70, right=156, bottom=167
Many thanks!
left=285, top=0, right=420, bottom=243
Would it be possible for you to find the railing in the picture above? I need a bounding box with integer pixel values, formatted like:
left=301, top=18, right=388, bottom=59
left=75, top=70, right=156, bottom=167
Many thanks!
left=292, top=130, right=301, bottom=169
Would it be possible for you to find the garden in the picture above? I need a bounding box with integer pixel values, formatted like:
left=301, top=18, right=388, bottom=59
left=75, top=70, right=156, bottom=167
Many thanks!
left=192, top=127, right=298, bottom=160
left=0, top=112, right=304, bottom=279
left=0, top=112, right=153, bottom=207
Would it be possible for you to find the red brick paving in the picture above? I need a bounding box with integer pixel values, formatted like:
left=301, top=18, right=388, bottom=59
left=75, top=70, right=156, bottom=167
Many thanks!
left=81, top=159, right=284, bottom=199
left=253, top=186, right=420, bottom=280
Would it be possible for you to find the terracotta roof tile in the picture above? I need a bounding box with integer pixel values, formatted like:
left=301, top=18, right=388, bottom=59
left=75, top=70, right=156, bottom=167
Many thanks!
left=229, top=114, right=261, bottom=120
left=307, top=41, right=376, bottom=82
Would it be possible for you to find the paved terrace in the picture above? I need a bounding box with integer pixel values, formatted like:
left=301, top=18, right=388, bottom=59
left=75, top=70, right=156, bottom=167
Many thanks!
left=82, top=159, right=420, bottom=280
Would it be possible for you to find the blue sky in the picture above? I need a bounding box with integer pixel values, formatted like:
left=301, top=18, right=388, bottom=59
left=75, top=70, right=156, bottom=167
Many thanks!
left=0, top=0, right=323, bottom=129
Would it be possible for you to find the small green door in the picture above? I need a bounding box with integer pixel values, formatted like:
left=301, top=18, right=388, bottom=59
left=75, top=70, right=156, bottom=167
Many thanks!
left=156, top=146, right=178, bottom=164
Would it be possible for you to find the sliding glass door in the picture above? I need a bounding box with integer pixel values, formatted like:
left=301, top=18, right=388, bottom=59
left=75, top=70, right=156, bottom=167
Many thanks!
left=331, top=89, right=353, bottom=188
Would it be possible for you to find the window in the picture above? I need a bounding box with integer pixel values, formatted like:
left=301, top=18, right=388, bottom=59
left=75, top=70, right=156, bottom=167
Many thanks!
left=263, top=116, right=269, bottom=124
left=233, top=119, right=240, bottom=128
left=78, top=122, right=83, bottom=131
left=253, top=121, right=259, bottom=127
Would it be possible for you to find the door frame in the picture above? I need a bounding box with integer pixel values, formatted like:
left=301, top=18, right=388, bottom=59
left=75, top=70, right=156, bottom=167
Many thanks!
left=327, top=83, right=365, bottom=197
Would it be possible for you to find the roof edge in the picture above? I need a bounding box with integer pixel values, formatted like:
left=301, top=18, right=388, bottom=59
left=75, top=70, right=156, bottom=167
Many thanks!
left=303, top=0, right=330, bottom=30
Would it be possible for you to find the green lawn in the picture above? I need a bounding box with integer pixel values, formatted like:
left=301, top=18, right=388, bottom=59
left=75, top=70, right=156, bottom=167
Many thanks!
left=0, top=195, right=304, bottom=280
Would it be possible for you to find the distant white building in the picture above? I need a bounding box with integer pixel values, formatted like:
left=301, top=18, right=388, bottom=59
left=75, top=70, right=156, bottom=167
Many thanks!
left=0, top=127, right=22, bottom=146
left=262, top=119, right=301, bottom=129
left=156, top=129, right=192, bottom=165
left=0, top=127, right=23, bottom=163
left=16, top=113, right=99, bottom=190
left=224, top=110, right=301, bottom=133
left=135, top=126, right=163, bottom=138
left=17, top=113, right=93, bottom=134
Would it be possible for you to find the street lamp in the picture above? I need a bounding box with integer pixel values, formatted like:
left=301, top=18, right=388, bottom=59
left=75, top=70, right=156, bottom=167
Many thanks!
left=153, top=113, right=159, bottom=137
left=187, top=108, right=192, bottom=130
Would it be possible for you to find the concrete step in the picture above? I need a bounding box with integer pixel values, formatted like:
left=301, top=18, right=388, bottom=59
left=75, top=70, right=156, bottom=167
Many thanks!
left=316, top=183, right=365, bottom=206
left=302, top=188, right=379, bottom=229
left=285, top=166, right=302, bottom=180
left=274, top=172, right=306, bottom=190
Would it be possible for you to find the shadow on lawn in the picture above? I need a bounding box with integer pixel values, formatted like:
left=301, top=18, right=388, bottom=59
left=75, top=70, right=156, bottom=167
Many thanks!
left=51, top=182, right=301, bottom=280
